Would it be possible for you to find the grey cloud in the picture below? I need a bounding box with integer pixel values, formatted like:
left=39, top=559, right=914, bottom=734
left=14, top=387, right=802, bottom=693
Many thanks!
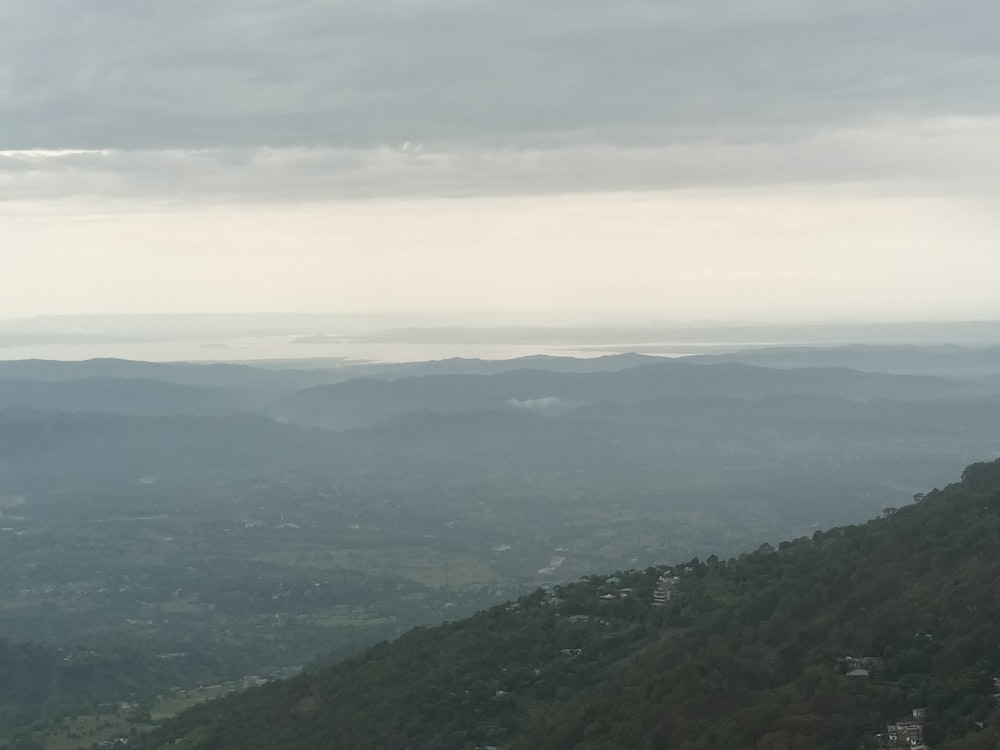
left=2, top=116, right=997, bottom=202
left=1, top=0, right=998, bottom=152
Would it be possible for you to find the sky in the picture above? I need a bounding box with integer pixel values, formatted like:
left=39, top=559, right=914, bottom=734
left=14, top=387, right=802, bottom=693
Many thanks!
left=2, top=0, right=999, bottom=323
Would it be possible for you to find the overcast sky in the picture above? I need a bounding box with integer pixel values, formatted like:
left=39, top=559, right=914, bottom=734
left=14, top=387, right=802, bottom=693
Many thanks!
left=2, top=0, right=998, bottom=322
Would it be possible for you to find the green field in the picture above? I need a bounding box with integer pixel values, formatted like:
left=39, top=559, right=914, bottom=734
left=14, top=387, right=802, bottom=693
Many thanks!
left=37, top=687, right=235, bottom=750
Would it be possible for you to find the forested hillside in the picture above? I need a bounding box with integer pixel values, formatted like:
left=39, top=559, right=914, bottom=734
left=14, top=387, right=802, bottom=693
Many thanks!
left=136, top=459, right=1000, bottom=750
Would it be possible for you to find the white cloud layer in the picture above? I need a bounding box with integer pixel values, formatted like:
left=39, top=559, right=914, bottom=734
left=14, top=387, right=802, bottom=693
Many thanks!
left=3, top=188, right=998, bottom=320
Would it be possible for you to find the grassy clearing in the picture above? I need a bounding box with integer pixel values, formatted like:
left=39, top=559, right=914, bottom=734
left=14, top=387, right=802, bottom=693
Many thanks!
left=251, top=539, right=502, bottom=587
left=37, top=685, right=236, bottom=748
left=157, top=599, right=205, bottom=615
left=301, top=613, right=397, bottom=628
left=317, top=546, right=501, bottom=586
left=38, top=712, right=133, bottom=750
left=150, top=685, right=232, bottom=721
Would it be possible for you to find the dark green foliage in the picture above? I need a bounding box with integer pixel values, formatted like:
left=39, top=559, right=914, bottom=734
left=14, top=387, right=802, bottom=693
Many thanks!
left=0, top=639, right=171, bottom=738
left=134, top=458, right=1000, bottom=749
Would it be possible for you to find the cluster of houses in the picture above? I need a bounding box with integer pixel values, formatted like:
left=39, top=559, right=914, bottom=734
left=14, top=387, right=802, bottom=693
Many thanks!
left=842, top=654, right=884, bottom=679
left=881, top=708, right=927, bottom=749
left=839, top=658, right=930, bottom=748
left=652, top=573, right=681, bottom=606
left=597, top=576, right=635, bottom=602
left=595, top=572, right=683, bottom=605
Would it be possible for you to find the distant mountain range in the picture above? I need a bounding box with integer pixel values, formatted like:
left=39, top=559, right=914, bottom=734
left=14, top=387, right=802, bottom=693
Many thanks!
left=264, top=360, right=1000, bottom=430
left=3, top=350, right=998, bottom=428
left=693, top=344, right=1000, bottom=380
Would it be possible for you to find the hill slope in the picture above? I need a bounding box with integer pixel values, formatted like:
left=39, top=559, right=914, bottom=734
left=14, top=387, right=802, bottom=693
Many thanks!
left=135, top=459, right=1000, bottom=750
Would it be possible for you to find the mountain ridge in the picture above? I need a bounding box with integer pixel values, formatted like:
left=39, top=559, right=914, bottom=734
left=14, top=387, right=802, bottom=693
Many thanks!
left=265, top=360, right=1000, bottom=430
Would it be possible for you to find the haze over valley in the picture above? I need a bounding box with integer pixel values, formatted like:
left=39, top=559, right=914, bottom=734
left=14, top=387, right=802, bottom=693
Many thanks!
left=3, top=327, right=1000, bottom=746
left=4, top=0, right=1000, bottom=746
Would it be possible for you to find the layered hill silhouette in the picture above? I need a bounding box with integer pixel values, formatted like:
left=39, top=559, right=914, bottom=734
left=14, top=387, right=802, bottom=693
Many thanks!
left=135, top=459, right=1000, bottom=750
left=692, top=345, right=1000, bottom=381
left=2, top=354, right=999, bottom=430
left=264, top=360, right=1000, bottom=430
